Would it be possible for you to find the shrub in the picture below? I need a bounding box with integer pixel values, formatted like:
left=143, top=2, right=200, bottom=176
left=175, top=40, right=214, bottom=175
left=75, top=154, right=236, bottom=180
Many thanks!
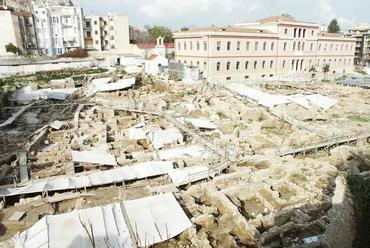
left=59, top=48, right=88, bottom=58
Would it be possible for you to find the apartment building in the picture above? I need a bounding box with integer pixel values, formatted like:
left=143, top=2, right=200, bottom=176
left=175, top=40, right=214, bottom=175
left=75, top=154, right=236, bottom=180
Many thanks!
left=32, top=3, right=84, bottom=56
left=83, top=13, right=129, bottom=53
left=347, top=24, right=370, bottom=66
left=174, top=15, right=356, bottom=83
left=0, top=3, right=37, bottom=56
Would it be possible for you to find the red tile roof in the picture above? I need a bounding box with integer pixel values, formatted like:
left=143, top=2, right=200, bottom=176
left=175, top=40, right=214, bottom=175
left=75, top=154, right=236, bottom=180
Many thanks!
left=136, top=42, right=175, bottom=49
left=146, top=54, right=158, bottom=61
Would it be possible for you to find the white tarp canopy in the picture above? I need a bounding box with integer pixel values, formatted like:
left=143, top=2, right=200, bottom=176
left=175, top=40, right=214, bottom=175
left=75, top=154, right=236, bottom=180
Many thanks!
left=147, top=128, right=183, bottom=150
left=97, top=78, right=135, bottom=92
left=86, top=77, right=135, bottom=95
left=178, top=117, right=217, bottom=130
left=0, top=161, right=174, bottom=197
left=226, top=84, right=337, bottom=110
left=168, top=166, right=213, bottom=186
left=15, top=193, right=192, bottom=248
left=158, top=145, right=213, bottom=160
left=304, top=94, right=338, bottom=111
left=11, top=86, right=77, bottom=102
left=124, top=193, right=193, bottom=247
left=72, top=150, right=118, bottom=166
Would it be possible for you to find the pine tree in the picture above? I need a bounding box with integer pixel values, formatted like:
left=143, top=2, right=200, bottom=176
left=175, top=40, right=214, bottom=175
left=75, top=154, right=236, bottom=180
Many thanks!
left=328, top=19, right=340, bottom=33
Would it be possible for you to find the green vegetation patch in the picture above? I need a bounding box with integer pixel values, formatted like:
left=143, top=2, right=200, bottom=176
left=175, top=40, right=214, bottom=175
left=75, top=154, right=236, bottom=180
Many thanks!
left=346, top=112, right=370, bottom=123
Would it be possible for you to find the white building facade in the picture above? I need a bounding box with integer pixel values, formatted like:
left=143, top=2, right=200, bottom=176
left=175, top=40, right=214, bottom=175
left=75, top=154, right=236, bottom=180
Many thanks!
left=32, top=4, right=84, bottom=56
left=174, top=15, right=356, bottom=83
left=83, top=13, right=129, bottom=53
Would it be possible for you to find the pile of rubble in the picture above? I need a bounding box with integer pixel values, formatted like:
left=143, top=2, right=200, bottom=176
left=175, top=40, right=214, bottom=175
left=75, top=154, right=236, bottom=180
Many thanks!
left=0, top=69, right=369, bottom=247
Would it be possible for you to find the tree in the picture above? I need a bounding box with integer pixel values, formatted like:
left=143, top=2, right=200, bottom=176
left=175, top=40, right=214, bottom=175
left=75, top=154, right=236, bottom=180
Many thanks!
left=309, top=66, right=317, bottom=78
left=5, top=43, right=22, bottom=55
left=328, top=19, right=340, bottom=33
left=323, top=64, right=330, bottom=80
left=181, top=27, right=189, bottom=32
left=145, top=25, right=173, bottom=43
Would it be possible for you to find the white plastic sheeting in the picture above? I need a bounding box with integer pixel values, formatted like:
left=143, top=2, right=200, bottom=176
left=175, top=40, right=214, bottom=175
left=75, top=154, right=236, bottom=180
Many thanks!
left=97, top=78, right=135, bottom=92
left=124, top=193, right=193, bottom=247
left=226, top=84, right=337, bottom=110
left=178, top=117, right=217, bottom=130
left=226, top=84, right=290, bottom=108
left=11, top=86, right=77, bottom=102
left=86, top=77, right=135, bottom=96
left=15, top=203, right=131, bottom=248
left=0, top=161, right=174, bottom=197
left=304, top=94, right=337, bottom=111
left=147, top=128, right=183, bottom=150
left=15, top=193, right=192, bottom=248
left=158, top=145, right=213, bottom=160
left=72, top=150, right=118, bottom=166
left=49, top=120, right=66, bottom=130
left=168, top=166, right=212, bottom=186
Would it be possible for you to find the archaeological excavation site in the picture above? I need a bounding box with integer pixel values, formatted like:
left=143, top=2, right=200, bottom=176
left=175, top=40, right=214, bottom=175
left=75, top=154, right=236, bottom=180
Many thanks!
left=0, top=68, right=369, bottom=248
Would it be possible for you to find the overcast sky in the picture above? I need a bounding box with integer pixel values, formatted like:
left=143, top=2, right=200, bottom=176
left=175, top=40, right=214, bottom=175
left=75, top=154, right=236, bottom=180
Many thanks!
left=75, top=0, right=370, bottom=31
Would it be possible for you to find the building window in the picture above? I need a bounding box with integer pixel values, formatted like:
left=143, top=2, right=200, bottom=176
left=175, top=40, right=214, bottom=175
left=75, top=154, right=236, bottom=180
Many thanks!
left=217, top=62, right=221, bottom=71
left=237, top=41, right=241, bottom=51
left=291, top=60, right=295, bottom=70
left=298, top=41, right=301, bottom=51
left=94, top=21, right=98, bottom=25
left=254, top=61, right=257, bottom=69
left=86, top=31, right=91, bottom=37
left=245, top=61, right=249, bottom=69
left=262, top=61, right=266, bottom=69
left=110, top=36, right=114, bottom=40
left=255, top=42, right=258, bottom=51
left=270, top=60, right=273, bottom=68
left=330, top=44, right=333, bottom=51
left=245, top=75, right=249, bottom=79
left=227, top=41, right=231, bottom=50
left=110, top=26, right=114, bottom=31
left=226, top=77, right=231, bottom=81
left=294, top=28, right=297, bottom=38
left=271, top=42, right=274, bottom=51
left=302, top=42, right=305, bottom=51
left=190, top=41, right=193, bottom=50
left=246, top=41, right=250, bottom=50
left=204, top=41, right=207, bottom=50
left=303, top=29, right=306, bottom=38
left=204, top=62, right=207, bottom=68
left=111, top=45, right=115, bottom=49
left=263, top=42, right=266, bottom=51
left=283, top=60, right=286, bottom=68
left=178, top=42, right=181, bottom=50
left=324, top=44, right=327, bottom=51
left=293, top=41, right=296, bottom=51
left=341, top=44, right=344, bottom=51
left=95, top=40, right=99, bottom=44
left=298, top=28, right=302, bottom=38
left=197, top=41, right=200, bottom=50
left=95, top=31, right=98, bottom=35
left=318, top=44, right=321, bottom=51
left=226, top=62, right=230, bottom=70
left=184, top=42, right=187, bottom=50
left=284, top=28, right=288, bottom=34
left=217, top=41, right=221, bottom=51
left=311, top=30, right=314, bottom=36
left=310, top=43, right=313, bottom=51
left=283, top=42, right=287, bottom=51
left=236, top=61, right=240, bottom=70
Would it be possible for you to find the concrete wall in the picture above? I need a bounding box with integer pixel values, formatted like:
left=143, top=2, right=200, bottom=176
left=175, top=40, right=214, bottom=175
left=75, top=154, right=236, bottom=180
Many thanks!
left=115, top=16, right=130, bottom=53
left=0, top=59, right=94, bottom=75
